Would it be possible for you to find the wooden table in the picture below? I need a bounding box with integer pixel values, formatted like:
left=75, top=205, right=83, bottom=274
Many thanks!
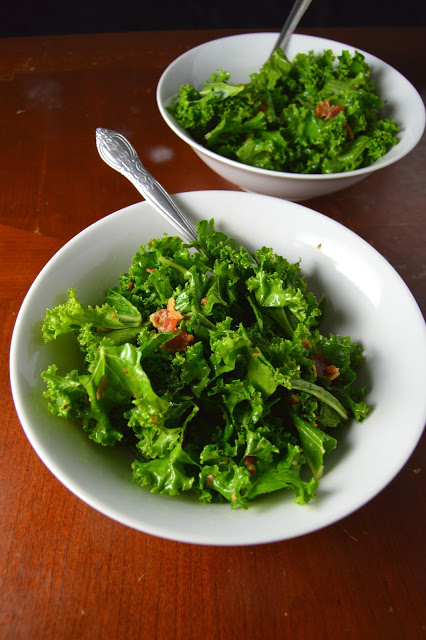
left=1, top=27, right=425, bottom=640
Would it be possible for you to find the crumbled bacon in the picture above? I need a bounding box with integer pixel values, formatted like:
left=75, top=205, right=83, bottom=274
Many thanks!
left=150, top=297, right=183, bottom=333
left=312, top=352, right=328, bottom=377
left=206, top=474, right=215, bottom=487
left=162, top=331, right=194, bottom=353
left=316, top=99, right=345, bottom=121
left=312, top=352, right=340, bottom=381
left=325, top=365, right=340, bottom=381
left=149, top=297, right=194, bottom=352
left=244, top=456, right=257, bottom=476
left=253, top=103, right=267, bottom=115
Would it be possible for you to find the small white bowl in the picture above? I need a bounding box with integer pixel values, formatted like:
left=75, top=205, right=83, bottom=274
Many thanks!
left=10, top=191, right=426, bottom=545
left=157, top=33, right=425, bottom=201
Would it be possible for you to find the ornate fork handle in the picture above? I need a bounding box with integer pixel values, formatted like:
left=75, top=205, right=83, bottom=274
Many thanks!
left=96, top=128, right=198, bottom=242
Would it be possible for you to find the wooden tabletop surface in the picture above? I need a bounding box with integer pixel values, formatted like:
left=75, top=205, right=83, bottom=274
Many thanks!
left=1, top=27, right=425, bottom=640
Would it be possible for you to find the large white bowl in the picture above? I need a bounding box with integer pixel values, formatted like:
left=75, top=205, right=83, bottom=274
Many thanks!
left=157, top=33, right=425, bottom=201
left=10, top=191, right=426, bottom=545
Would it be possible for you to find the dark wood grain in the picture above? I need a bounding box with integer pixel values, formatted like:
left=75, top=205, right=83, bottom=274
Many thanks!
left=1, top=27, right=425, bottom=640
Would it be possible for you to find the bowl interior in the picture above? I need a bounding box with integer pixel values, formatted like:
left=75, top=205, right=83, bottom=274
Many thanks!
left=10, top=191, right=426, bottom=545
left=157, top=33, right=425, bottom=178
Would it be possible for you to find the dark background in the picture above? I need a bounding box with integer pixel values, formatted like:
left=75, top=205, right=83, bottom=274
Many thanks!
left=1, top=0, right=426, bottom=38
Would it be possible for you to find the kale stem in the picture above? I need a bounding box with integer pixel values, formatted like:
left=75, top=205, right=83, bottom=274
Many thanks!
left=158, top=256, right=188, bottom=274
left=290, top=379, right=348, bottom=420
left=265, top=307, right=295, bottom=338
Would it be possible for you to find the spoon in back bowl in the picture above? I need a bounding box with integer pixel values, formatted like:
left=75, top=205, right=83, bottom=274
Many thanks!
left=268, top=0, right=312, bottom=59
left=95, top=127, right=198, bottom=242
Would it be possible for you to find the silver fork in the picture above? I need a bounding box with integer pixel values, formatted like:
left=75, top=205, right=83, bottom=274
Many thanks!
left=96, top=127, right=198, bottom=242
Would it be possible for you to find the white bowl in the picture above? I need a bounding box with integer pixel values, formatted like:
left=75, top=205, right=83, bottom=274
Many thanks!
left=10, top=191, right=426, bottom=545
left=157, top=33, right=425, bottom=201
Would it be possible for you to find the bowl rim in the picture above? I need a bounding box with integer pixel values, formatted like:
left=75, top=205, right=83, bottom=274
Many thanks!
left=157, top=32, right=426, bottom=181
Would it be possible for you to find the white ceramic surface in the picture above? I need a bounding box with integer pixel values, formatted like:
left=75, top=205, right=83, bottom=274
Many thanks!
left=10, top=191, right=426, bottom=545
left=157, top=33, right=425, bottom=201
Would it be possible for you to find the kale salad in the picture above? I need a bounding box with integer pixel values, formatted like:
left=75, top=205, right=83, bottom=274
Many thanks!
left=168, top=47, right=399, bottom=174
left=42, top=220, right=370, bottom=508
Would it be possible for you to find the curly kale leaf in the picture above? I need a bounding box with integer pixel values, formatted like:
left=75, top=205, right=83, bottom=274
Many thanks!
left=42, top=288, right=141, bottom=342
left=41, top=219, right=371, bottom=507
left=168, top=46, right=399, bottom=174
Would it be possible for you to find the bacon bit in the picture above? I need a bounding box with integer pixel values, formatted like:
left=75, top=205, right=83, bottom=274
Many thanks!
left=146, top=267, right=156, bottom=272
left=312, top=352, right=340, bottom=380
left=302, top=338, right=310, bottom=349
left=286, top=395, right=300, bottom=405
left=128, top=280, right=134, bottom=290
left=150, top=297, right=194, bottom=352
left=150, top=416, right=158, bottom=423
left=167, top=297, right=182, bottom=316
left=345, top=122, right=354, bottom=140
left=150, top=297, right=183, bottom=333
left=162, top=331, right=194, bottom=353
left=150, top=309, right=171, bottom=331
left=317, top=243, right=322, bottom=249
left=244, top=456, right=257, bottom=476
left=122, top=368, right=128, bottom=374
left=201, top=297, right=208, bottom=305
left=325, top=365, right=340, bottom=381
left=111, top=312, right=118, bottom=319
left=168, top=297, right=181, bottom=313
left=312, top=352, right=329, bottom=378
left=231, top=491, right=237, bottom=502
left=206, top=474, right=215, bottom=487
left=253, top=103, right=267, bottom=115
left=252, top=352, right=260, bottom=358
left=316, top=98, right=345, bottom=121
